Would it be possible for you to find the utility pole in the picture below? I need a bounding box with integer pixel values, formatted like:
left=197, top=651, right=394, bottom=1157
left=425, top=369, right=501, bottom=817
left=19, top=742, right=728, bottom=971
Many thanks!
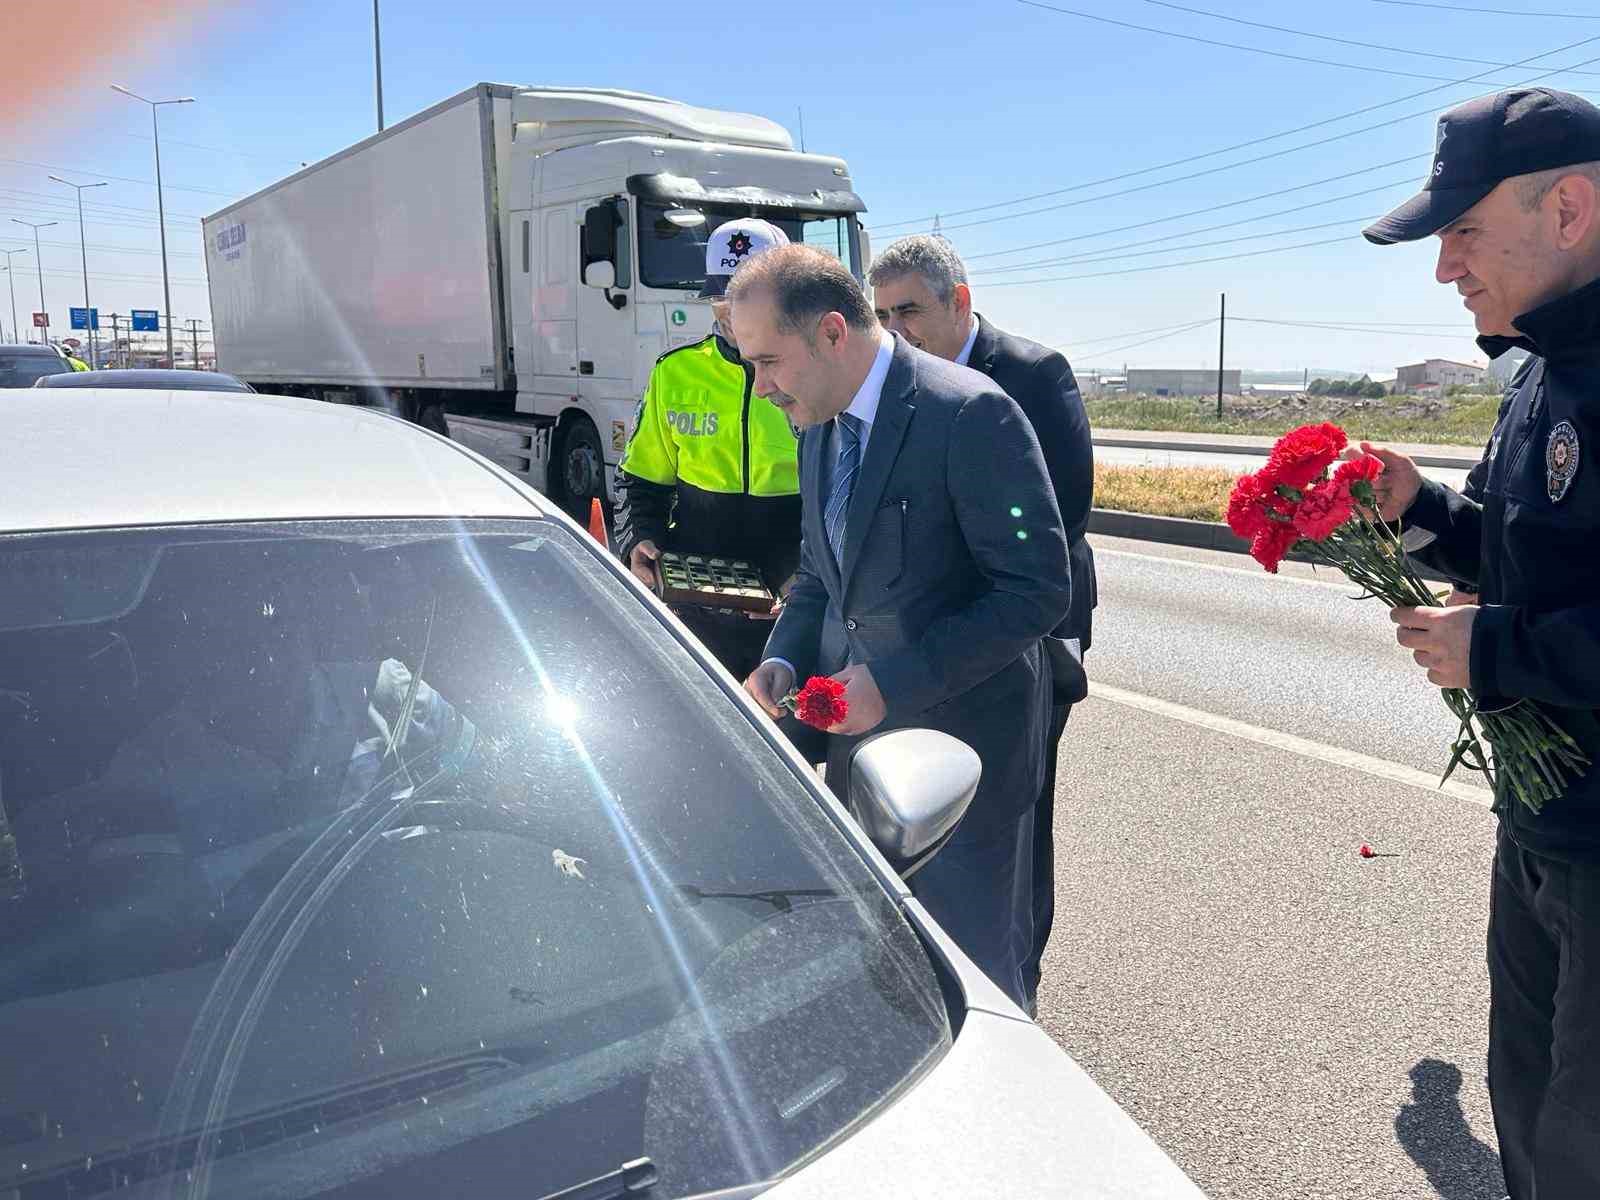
left=1215, top=292, right=1226, bottom=420
left=0, top=248, right=26, bottom=344
left=11, top=219, right=57, bottom=346
left=796, top=106, right=806, bottom=152
left=49, top=175, right=109, bottom=368
left=373, top=0, right=385, bottom=132
left=188, top=318, right=201, bottom=369
left=112, top=86, right=193, bottom=370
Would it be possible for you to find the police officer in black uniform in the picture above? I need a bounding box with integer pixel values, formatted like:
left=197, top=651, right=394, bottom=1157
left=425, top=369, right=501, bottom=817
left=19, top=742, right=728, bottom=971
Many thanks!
left=1358, top=87, right=1600, bottom=1200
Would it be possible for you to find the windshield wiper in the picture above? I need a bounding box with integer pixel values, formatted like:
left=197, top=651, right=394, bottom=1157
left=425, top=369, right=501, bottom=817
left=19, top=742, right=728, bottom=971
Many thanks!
left=537, top=1156, right=657, bottom=1200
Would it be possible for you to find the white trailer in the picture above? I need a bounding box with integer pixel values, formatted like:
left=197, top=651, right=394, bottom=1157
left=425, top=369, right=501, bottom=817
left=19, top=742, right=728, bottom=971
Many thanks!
left=203, top=84, right=866, bottom=520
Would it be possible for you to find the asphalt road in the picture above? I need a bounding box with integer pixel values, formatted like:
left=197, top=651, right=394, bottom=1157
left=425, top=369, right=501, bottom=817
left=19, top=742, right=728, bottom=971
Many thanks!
left=1035, top=535, right=1505, bottom=1200
left=1093, top=445, right=1472, bottom=493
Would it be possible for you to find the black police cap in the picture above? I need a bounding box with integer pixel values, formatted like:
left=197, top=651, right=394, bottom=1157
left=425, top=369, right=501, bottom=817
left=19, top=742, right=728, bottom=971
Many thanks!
left=1364, top=87, right=1600, bottom=245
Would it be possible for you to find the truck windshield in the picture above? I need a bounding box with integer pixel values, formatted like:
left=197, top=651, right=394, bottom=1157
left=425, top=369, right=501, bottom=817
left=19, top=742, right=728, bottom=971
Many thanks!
left=638, top=202, right=856, bottom=291
left=0, top=518, right=949, bottom=1200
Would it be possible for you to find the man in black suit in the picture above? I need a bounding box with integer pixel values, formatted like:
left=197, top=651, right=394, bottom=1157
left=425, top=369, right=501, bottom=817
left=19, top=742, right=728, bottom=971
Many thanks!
left=730, top=245, right=1071, bottom=1011
left=870, top=235, right=1095, bottom=1005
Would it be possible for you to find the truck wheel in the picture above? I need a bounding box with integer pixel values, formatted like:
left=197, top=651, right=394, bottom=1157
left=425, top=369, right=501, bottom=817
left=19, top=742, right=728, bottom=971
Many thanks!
left=416, top=403, right=447, bottom=435
left=555, top=417, right=606, bottom=524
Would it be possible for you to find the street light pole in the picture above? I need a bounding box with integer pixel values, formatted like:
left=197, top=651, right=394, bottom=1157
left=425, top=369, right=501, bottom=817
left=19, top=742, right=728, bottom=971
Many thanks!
left=10, top=220, right=57, bottom=345
left=0, top=248, right=26, bottom=343
left=374, top=0, right=385, bottom=132
left=48, top=175, right=109, bottom=368
left=112, top=85, right=194, bottom=369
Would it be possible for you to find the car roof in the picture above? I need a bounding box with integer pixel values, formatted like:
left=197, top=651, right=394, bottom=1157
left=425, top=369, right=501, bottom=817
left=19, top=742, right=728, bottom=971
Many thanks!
left=35, top=369, right=251, bottom=390
left=0, top=344, right=64, bottom=355
left=1, top=389, right=557, bottom=533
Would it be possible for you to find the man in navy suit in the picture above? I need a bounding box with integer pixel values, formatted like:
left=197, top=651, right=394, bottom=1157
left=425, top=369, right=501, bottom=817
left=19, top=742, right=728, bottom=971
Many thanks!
left=869, top=234, right=1095, bottom=1004
left=731, top=245, right=1071, bottom=1011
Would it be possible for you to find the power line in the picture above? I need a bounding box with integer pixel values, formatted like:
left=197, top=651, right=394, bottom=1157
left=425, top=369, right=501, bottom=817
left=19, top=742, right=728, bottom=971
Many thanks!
left=872, top=31, right=1600, bottom=231
left=982, top=235, right=1357, bottom=286
left=1015, top=0, right=1600, bottom=88
left=0, top=187, right=207, bottom=222
left=936, top=153, right=1427, bottom=236
left=1076, top=320, right=1219, bottom=362
left=1233, top=317, right=1472, bottom=329
left=1139, top=0, right=1600, bottom=74
left=972, top=215, right=1382, bottom=273
left=1373, top=0, right=1600, bottom=15
left=21, top=237, right=204, bottom=259
left=1234, top=317, right=1479, bottom=339
left=964, top=178, right=1417, bottom=261
left=1061, top=317, right=1222, bottom=346
left=0, top=157, right=235, bottom=199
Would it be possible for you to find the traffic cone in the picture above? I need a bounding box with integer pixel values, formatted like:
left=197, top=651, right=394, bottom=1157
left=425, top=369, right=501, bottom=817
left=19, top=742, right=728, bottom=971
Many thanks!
left=587, top=497, right=609, bottom=549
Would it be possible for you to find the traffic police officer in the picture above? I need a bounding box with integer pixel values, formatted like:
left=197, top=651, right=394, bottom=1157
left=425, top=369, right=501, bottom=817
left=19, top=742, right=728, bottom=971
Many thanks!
left=613, top=218, right=801, bottom=679
left=1359, top=87, right=1600, bottom=1199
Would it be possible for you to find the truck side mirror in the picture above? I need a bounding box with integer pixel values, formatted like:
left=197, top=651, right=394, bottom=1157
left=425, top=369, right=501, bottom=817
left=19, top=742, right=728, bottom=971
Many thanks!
left=581, top=204, right=618, bottom=269
left=581, top=203, right=627, bottom=310
left=847, top=729, right=980, bottom=879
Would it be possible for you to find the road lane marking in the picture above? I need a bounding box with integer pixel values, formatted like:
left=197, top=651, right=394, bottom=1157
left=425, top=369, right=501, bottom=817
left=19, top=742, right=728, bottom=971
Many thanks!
left=1089, top=680, right=1494, bottom=808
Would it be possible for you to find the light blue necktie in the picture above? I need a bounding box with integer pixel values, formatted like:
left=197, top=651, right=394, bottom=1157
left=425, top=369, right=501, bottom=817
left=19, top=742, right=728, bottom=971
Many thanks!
left=824, top=412, right=862, bottom=567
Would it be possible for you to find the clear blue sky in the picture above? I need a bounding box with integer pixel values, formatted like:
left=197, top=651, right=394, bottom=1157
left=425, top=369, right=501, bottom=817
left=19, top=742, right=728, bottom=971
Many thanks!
left=7, top=0, right=1599, bottom=373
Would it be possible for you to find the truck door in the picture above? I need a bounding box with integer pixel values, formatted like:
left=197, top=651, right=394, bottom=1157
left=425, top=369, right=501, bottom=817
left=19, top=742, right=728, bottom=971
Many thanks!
left=576, top=197, right=634, bottom=383
left=531, top=205, right=578, bottom=385
left=509, top=208, right=536, bottom=391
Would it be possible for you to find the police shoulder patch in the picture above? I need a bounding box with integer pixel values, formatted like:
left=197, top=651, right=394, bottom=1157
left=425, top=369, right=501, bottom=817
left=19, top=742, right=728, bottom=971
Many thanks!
left=1547, top=420, right=1580, bottom=503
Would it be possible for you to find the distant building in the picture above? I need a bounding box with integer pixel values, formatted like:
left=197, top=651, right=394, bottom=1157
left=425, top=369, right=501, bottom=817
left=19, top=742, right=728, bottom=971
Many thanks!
left=1487, top=347, right=1532, bottom=388
left=1127, top=368, right=1241, bottom=396
left=1395, top=358, right=1486, bottom=393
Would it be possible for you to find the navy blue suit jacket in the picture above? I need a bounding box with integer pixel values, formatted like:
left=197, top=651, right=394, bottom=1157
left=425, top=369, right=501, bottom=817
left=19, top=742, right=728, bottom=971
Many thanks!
left=765, top=334, right=1072, bottom=829
left=968, top=314, right=1096, bottom=652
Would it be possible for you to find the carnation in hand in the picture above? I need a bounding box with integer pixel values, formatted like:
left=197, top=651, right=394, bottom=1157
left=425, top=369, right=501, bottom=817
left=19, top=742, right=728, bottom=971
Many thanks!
left=784, top=675, right=850, bottom=730
left=1293, top=480, right=1356, bottom=543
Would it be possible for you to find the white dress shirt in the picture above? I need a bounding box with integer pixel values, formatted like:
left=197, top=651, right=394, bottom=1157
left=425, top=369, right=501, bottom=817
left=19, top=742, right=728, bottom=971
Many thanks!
left=954, top=315, right=980, bottom=367
left=835, top=329, right=894, bottom=455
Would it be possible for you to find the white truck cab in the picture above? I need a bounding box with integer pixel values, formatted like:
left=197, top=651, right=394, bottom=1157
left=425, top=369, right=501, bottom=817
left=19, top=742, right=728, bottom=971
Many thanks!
left=203, top=84, right=867, bottom=521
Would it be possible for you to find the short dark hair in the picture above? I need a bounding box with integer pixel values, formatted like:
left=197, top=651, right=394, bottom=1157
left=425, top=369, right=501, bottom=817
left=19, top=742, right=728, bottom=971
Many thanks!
left=726, top=244, right=876, bottom=334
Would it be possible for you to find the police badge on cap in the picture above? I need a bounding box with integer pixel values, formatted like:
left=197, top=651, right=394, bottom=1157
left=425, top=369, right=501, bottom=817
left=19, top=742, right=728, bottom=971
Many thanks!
left=1547, top=421, right=1580, bottom=503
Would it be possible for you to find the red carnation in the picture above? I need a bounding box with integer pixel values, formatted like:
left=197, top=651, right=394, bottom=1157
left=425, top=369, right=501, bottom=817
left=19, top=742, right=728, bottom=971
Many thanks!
left=789, top=675, right=849, bottom=730
left=1334, top=453, right=1385, bottom=509
left=1226, top=471, right=1274, bottom=539
left=1249, top=522, right=1298, bottom=574
left=1266, top=422, right=1348, bottom=491
left=1293, top=480, right=1356, bottom=542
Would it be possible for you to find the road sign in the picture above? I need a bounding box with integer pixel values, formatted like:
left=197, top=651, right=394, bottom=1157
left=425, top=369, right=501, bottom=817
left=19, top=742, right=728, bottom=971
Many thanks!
left=69, top=307, right=99, bottom=331
left=130, top=309, right=159, bottom=332
left=32, top=312, right=46, bottom=328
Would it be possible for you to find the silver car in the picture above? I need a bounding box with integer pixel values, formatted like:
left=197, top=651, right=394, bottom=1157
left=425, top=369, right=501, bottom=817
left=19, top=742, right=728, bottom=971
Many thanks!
left=0, top=389, right=1203, bottom=1200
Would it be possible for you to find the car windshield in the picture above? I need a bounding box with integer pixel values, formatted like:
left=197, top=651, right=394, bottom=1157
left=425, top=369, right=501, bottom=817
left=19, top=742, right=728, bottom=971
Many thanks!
left=0, top=352, right=69, bottom=387
left=0, top=519, right=949, bottom=1200
left=638, top=203, right=857, bottom=291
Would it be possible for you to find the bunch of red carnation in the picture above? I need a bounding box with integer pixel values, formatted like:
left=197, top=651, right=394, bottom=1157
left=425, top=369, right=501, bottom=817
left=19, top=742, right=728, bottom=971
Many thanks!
left=783, top=676, right=850, bottom=730
left=1225, top=422, right=1383, bottom=573
left=1227, top=423, right=1586, bottom=815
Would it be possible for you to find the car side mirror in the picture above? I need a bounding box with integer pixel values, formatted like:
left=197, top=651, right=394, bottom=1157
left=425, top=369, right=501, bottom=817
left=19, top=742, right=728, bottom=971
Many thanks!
left=848, top=729, right=980, bottom=879
left=582, top=260, right=616, bottom=290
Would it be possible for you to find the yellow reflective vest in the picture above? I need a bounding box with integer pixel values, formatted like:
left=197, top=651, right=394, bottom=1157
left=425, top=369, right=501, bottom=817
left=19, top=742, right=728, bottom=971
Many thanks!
left=614, top=333, right=801, bottom=577
left=620, top=334, right=798, bottom=497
